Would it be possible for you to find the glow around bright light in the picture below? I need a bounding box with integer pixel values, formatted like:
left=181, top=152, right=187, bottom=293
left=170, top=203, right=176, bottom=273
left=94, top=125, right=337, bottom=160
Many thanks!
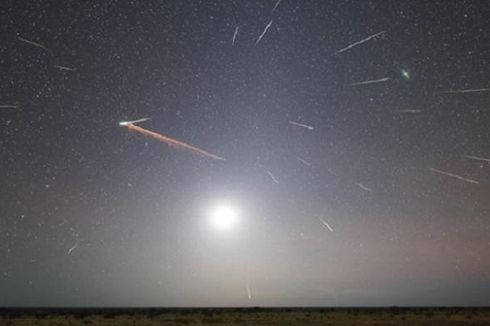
left=209, top=204, right=239, bottom=231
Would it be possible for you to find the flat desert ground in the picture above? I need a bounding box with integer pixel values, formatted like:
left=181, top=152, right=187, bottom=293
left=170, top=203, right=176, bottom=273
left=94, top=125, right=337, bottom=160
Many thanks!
left=1, top=307, right=490, bottom=325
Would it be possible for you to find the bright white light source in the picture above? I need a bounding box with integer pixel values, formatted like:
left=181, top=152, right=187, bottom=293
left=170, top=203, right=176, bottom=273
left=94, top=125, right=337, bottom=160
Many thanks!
left=209, top=205, right=238, bottom=231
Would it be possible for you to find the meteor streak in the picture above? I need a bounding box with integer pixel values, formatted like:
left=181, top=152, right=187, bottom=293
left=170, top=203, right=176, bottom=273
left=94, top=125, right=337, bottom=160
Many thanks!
left=255, top=20, right=273, bottom=45
left=429, top=167, right=479, bottom=184
left=356, top=182, right=372, bottom=192
left=289, top=121, right=314, bottom=130
left=267, top=170, right=279, bottom=184
left=247, top=286, right=252, bottom=300
left=318, top=217, right=334, bottom=232
left=67, top=244, right=78, bottom=255
left=272, top=0, right=282, bottom=11
left=335, top=31, right=385, bottom=54
left=352, top=77, right=390, bottom=86
left=439, top=88, right=490, bottom=94
left=17, top=36, right=49, bottom=52
left=232, top=26, right=239, bottom=45
left=120, top=119, right=225, bottom=161
left=0, top=104, right=18, bottom=109
left=119, top=118, right=150, bottom=126
left=396, top=109, right=422, bottom=113
left=464, top=155, right=490, bottom=163
left=297, top=157, right=311, bottom=166
left=53, top=64, right=75, bottom=72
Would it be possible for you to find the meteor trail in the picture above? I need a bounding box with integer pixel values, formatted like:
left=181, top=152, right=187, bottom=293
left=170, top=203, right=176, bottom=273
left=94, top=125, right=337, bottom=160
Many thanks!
left=255, top=20, right=273, bottom=45
left=119, top=118, right=150, bottom=126
left=53, top=64, right=75, bottom=72
left=289, top=121, right=314, bottom=130
left=335, top=31, right=386, bottom=54
left=464, top=155, right=490, bottom=163
left=17, top=36, right=49, bottom=52
left=247, top=286, right=252, bottom=300
left=0, top=104, right=18, bottom=109
left=352, top=77, right=390, bottom=86
left=272, top=0, right=282, bottom=11
left=429, top=167, right=479, bottom=185
left=318, top=217, right=333, bottom=232
left=67, top=244, right=78, bottom=255
left=297, top=157, right=311, bottom=166
left=356, top=182, right=372, bottom=192
left=439, top=88, right=490, bottom=94
left=120, top=119, right=225, bottom=161
left=396, top=109, right=422, bottom=113
left=267, top=170, right=279, bottom=184
left=232, top=26, right=239, bottom=45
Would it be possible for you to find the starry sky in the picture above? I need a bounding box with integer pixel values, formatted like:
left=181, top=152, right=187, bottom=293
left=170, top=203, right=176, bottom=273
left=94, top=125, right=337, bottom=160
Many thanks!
left=1, top=0, right=489, bottom=307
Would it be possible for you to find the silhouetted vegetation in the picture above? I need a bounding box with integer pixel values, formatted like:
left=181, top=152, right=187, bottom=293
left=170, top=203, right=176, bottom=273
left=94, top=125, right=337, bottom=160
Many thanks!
left=1, top=307, right=489, bottom=325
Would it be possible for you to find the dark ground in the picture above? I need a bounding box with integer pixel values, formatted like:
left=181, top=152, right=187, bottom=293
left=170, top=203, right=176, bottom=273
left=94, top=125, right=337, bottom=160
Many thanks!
left=1, top=307, right=490, bottom=325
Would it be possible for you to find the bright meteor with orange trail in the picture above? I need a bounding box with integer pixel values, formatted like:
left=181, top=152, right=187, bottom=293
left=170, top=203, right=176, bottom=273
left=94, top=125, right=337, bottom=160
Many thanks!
left=120, top=118, right=226, bottom=161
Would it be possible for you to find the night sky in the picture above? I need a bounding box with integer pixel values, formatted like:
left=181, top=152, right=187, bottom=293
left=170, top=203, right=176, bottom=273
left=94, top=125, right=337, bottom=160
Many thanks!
left=1, top=0, right=489, bottom=307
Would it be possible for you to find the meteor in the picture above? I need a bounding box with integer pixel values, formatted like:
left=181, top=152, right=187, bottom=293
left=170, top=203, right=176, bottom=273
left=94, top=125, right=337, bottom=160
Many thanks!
left=232, top=26, right=239, bottom=45
left=464, top=155, right=490, bottom=163
left=53, top=64, right=75, bottom=72
left=120, top=118, right=225, bottom=161
left=255, top=20, right=273, bottom=45
left=318, top=217, right=334, bottom=232
left=0, top=104, right=18, bottom=109
left=289, top=121, right=314, bottom=130
left=335, top=31, right=386, bottom=54
left=429, top=167, right=479, bottom=184
left=352, top=77, right=390, bottom=86
left=67, top=244, right=78, bottom=255
left=17, top=36, right=49, bottom=52
left=119, top=118, right=150, bottom=126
